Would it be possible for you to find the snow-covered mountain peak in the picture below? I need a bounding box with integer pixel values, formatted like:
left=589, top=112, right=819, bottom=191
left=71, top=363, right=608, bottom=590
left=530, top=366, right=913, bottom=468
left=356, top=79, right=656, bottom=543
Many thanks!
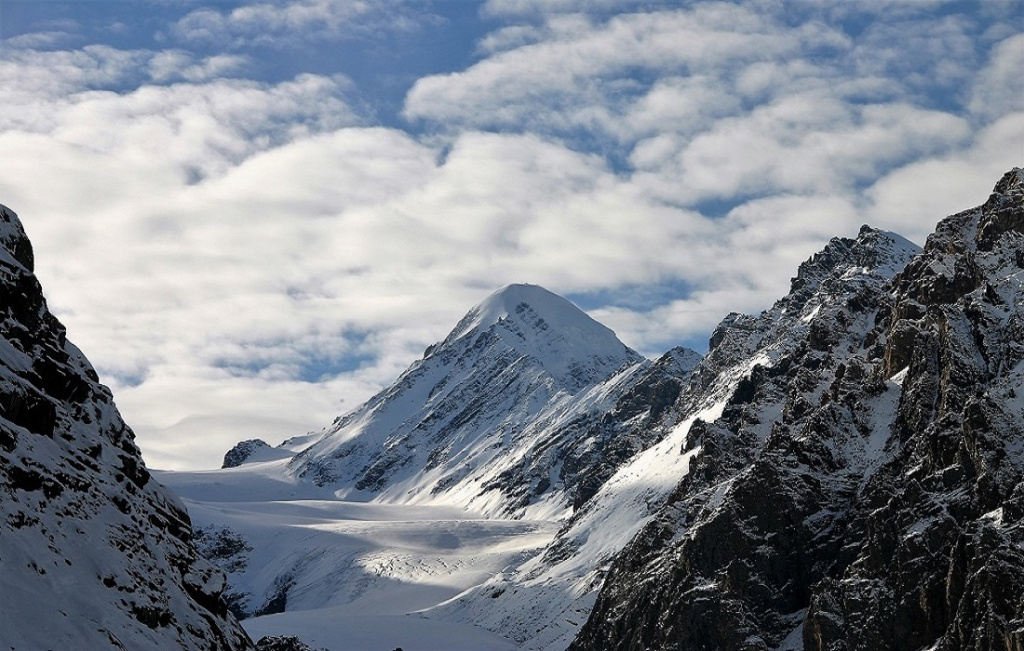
left=851, top=225, right=921, bottom=276
left=448, top=284, right=576, bottom=341
left=707, top=225, right=921, bottom=370
left=275, top=283, right=658, bottom=516
left=163, top=171, right=1023, bottom=651
left=437, top=283, right=642, bottom=393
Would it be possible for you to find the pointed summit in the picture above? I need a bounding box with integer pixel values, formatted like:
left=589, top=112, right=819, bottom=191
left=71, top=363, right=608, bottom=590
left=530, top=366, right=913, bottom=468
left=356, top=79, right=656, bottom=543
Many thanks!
left=787, top=226, right=921, bottom=305
left=448, top=283, right=608, bottom=341
left=439, top=283, right=642, bottom=392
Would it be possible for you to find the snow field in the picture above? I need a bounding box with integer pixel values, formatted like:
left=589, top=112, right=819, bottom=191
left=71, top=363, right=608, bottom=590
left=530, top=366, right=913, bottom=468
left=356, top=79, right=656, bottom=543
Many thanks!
left=159, top=463, right=559, bottom=650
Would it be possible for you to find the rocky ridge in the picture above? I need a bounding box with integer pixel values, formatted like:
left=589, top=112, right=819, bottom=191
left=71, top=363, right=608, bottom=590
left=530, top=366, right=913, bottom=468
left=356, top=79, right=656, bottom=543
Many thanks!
left=0, top=205, right=253, bottom=649
left=432, top=223, right=922, bottom=650
left=569, top=170, right=1024, bottom=650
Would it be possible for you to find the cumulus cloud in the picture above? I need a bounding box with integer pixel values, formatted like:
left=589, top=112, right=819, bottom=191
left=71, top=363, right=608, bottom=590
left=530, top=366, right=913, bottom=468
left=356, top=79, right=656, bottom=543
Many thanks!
left=969, top=32, right=1024, bottom=120
left=0, top=45, right=148, bottom=103
left=865, top=114, right=1024, bottom=237
left=406, top=5, right=809, bottom=136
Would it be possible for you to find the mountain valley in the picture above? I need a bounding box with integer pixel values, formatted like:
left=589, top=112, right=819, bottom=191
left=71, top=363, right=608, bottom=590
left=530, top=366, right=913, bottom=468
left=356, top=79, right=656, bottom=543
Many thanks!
left=2, top=169, right=1023, bottom=650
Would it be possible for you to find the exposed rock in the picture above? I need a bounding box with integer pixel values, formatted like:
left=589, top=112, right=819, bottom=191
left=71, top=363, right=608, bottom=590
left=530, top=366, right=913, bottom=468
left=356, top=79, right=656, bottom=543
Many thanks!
left=223, top=438, right=273, bottom=468
left=570, top=169, right=1024, bottom=651
left=194, top=526, right=255, bottom=619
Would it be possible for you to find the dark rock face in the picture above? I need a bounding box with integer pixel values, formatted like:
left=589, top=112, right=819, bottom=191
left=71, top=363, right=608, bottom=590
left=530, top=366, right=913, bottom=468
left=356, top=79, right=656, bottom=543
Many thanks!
left=194, top=526, right=256, bottom=619
left=223, top=438, right=273, bottom=468
left=570, top=170, right=1024, bottom=651
left=0, top=205, right=254, bottom=649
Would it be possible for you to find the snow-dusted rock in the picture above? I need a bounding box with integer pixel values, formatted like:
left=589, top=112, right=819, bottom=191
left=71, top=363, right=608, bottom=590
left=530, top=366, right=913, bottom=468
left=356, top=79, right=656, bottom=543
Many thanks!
left=223, top=438, right=292, bottom=468
left=438, top=224, right=923, bottom=650
left=0, top=205, right=253, bottom=649
left=569, top=170, right=1024, bottom=651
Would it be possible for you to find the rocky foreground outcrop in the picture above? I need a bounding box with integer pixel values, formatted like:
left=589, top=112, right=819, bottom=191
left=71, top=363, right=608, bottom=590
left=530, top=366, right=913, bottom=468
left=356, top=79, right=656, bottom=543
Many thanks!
left=569, top=169, right=1024, bottom=650
left=0, top=205, right=253, bottom=649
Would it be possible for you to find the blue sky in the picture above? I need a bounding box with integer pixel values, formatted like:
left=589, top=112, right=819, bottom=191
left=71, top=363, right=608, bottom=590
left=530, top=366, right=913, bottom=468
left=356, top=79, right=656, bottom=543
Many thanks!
left=0, top=0, right=1021, bottom=469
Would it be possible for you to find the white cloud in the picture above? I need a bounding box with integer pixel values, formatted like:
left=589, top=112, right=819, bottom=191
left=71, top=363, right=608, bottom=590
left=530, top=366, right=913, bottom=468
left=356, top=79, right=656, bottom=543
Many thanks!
left=475, top=24, right=547, bottom=55
left=1, top=2, right=1021, bottom=470
left=865, top=114, right=1024, bottom=240
left=170, top=0, right=426, bottom=48
left=147, top=51, right=250, bottom=83
left=0, top=45, right=147, bottom=104
left=0, top=45, right=377, bottom=467
left=482, top=0, right=648, bottom=19
left=405, top=5, right=809, bottom=134
left=969, top=33, right=1024, bottom=120
left=2, top=31, right=74, bottom=49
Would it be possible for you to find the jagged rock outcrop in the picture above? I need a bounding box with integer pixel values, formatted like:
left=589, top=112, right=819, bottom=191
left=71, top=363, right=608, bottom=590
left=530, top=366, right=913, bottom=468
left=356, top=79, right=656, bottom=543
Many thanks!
left=558, top=345, right=703, bottom=511
left=0, top=205, right=254, bottom=649
left=569, top=169, right=1024, bottom=650
left=223, top=438, right=274, bottom=468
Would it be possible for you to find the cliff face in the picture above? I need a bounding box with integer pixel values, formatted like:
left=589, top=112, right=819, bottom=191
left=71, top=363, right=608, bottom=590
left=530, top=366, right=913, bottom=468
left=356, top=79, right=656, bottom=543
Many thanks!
left=570, top=169, right=1024, bottom=651
left=0, top=205, right=253, bottom=649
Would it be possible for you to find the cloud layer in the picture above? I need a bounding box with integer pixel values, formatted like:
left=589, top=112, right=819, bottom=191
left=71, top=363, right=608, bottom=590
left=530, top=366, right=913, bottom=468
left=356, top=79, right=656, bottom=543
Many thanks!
left=0, top=0, right=1021, bottom=469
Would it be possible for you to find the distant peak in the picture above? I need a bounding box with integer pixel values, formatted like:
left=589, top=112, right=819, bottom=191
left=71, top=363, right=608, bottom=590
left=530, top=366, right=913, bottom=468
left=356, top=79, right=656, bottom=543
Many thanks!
left=433, top=283, right=642, bottom=391
left=475, top=283, right=572, bottom=319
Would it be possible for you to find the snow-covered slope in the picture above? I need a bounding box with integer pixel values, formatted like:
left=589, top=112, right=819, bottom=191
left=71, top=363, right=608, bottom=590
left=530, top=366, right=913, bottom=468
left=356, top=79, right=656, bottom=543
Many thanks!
left=570, top=170, right=1024, bottom=650
left=0, top=205, right=252, bottom=649
left=160, top=461, right=550, bottom=650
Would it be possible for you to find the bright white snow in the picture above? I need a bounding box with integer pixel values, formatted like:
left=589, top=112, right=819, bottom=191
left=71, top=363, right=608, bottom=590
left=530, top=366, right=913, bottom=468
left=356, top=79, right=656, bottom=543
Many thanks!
left=158, top=461, right=558, bottom=650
